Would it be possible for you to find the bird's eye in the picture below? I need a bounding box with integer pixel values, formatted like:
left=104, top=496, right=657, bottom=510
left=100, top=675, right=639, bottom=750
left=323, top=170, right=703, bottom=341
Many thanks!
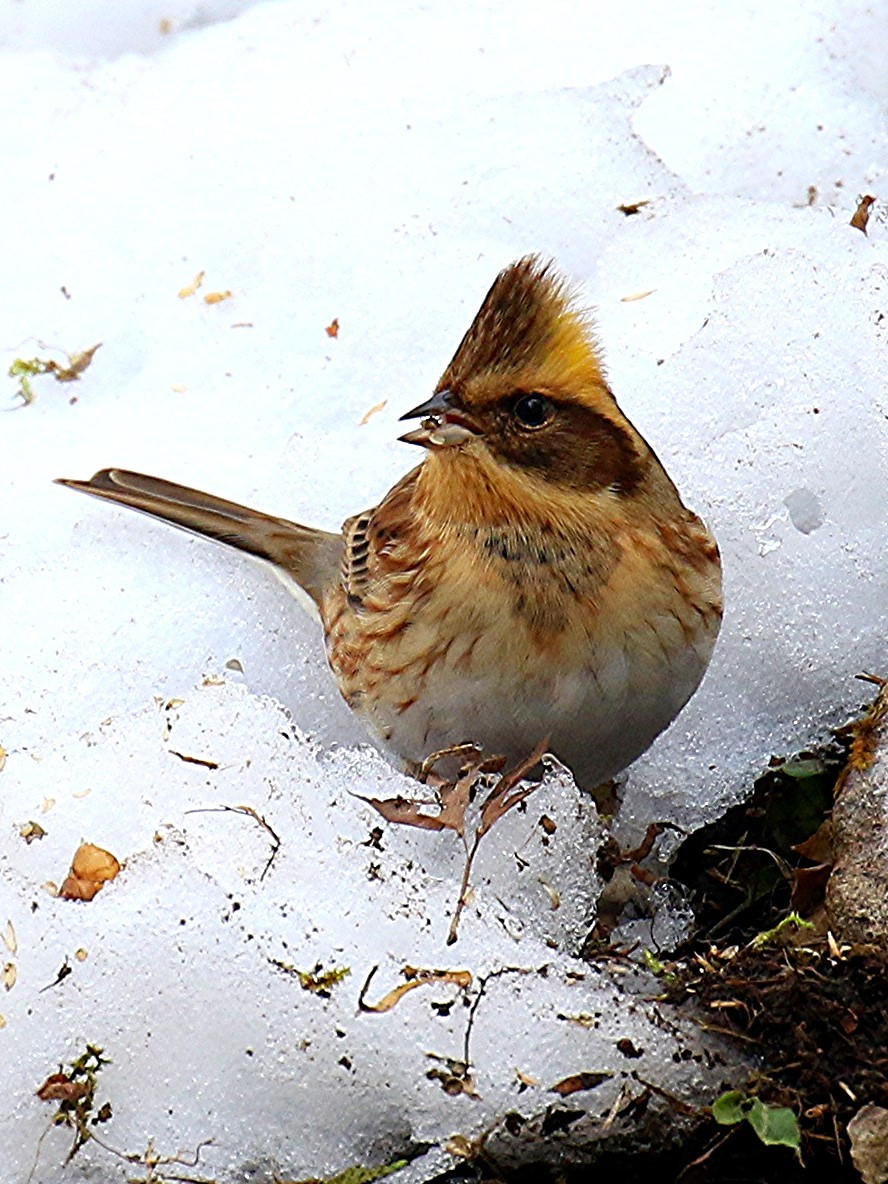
left=512, top=393, right=553, bottom=429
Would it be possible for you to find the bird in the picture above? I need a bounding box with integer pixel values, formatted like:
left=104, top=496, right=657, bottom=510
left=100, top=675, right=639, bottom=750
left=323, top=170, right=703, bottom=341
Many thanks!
left=58, top=256, right=722, bottom=789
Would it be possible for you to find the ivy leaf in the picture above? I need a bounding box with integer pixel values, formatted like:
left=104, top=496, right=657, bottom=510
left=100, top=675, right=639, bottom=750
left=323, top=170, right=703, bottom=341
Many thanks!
left=746, top=1098, right=801, bottom=1149
left=712, top=1090, right=748, bottom=1125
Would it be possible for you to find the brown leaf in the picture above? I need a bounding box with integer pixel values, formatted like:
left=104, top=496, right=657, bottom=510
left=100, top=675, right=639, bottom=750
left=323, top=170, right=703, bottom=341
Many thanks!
left=477, top=736, right=549, bottom=837
left=358, top=398, right=387, bottom=424
left=355, top=793, right=446, bottom=832
left=790, top=862, right=832, bottom=914
left=551, top=1071, right=612, bottom=1096
left=47, top=343, right=102, bottom=382
left=59, top=842, right=121, bottom=901
left=358, top=964, right=471, bottom=1012
left=19, top=820, right=46, bottom=843
left=36, top=1073, right=91, bottom=1103
left=436, top=770, right=475, bottom=837
left=617, top=199, right=651, bottom=215
left=325, top=317, right=340, bottom=338
left=204, top=290, right=233, bottom=305
left=850, top=195, right=877, bottom=235
left=793, top=818, right=835, bottom=864
left=427, top=1065, right=480, bottom=1097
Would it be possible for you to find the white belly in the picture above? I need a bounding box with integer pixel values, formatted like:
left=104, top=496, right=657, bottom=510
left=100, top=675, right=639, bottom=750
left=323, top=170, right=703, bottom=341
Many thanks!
left=366, top=624, right=715, bottom=788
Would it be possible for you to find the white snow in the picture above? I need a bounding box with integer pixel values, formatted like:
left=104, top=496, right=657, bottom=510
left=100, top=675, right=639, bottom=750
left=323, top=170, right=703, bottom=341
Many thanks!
left=1, top=0, right=886, bottom=1179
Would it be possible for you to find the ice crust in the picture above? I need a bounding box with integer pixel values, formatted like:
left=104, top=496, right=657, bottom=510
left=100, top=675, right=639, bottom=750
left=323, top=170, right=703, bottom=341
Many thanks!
left=1, top=0, right=886, bottom=1179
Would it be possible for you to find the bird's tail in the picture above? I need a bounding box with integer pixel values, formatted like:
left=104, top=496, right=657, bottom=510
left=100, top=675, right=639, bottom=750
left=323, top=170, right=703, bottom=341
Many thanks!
left=56, top=468, right=343, bottom=610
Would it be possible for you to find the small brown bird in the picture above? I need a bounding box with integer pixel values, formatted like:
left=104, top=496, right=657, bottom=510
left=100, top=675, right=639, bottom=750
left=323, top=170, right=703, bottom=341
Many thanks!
left=59, top=257, right=722, bottom=787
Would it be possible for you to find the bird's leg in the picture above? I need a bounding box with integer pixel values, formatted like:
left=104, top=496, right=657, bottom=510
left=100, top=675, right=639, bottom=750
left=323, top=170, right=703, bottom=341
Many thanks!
left=412, top=742, right=485, bottom=785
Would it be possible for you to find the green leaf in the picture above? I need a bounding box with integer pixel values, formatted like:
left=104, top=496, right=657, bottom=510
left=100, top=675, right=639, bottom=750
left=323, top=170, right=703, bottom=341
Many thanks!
left=780, top=757, right=827, bottom=780
left=746, top=1098, right=801, bottom=1149
left=642, top=948, right=665, bottom=976
left=751, top=911, right=815, bottom=949
left=711, top=1090, right=748, bottom=1125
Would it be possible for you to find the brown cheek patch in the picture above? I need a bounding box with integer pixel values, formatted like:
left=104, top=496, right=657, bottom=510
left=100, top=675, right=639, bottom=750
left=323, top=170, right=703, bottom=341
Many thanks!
left=496, top=406, right=644, bottom=493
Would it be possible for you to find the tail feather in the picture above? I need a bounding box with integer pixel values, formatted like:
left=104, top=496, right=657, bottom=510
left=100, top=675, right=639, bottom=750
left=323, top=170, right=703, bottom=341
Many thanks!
left=56, top=469, right=343, bottom=610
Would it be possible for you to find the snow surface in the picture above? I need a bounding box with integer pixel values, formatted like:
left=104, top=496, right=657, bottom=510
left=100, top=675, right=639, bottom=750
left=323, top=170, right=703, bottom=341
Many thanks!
left=1, top=0, right=886, bottom=1179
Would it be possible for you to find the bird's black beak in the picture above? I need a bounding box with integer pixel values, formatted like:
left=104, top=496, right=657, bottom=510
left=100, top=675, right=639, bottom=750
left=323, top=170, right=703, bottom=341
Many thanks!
left=398, top=388, right=481, bottom=449
left=398, top=388, right=458, bottom=421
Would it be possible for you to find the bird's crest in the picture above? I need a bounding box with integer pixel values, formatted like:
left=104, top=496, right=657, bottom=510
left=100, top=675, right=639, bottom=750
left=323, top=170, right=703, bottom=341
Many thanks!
left=436, top=255, right=605, bottom=396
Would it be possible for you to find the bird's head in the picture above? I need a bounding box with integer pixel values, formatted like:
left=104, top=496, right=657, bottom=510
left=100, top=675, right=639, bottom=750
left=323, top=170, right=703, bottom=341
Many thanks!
left=399, top=256, right=647, bottom=507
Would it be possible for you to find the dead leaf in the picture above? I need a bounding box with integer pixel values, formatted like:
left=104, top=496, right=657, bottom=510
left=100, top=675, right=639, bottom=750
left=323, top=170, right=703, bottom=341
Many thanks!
left=477, top=737, right=548, bottom=837
left=827, top=930, right=849, bottom=959
left=620, top=289, right=656, bottom=303
left=551, top=1071, right=612, bottom=1096
left=48, top=343, right=102, bottom=382
left=557, top=1012, right=599, bottom=1029
left=3, top=963, right=16, bottom=991
left=445, top=1135, right=478, bottom=1158
left=354, top=793, right=447, bottom=832
left=20, top=820, right=47, bottom=843
left=168, top=749, right=219, bottom=770
left=325, top=317, right=340, bottom=338
left=36, top=1073, right=91, bottom=1103
left=850, top=195, right=877, bottom=235
left=358, top=964, right=472, bottom=1013
left=436, top=770, right=476, bottom=837
left=204, top=290, right=232, bottom=305
left=178, top=270, right=205, bottom=298
left=447, top=738, right=549, bottom=944
left=358, top=399, right=387, bottom=425
left=793, top=818, right=835, bottom=863
left=538, top=877, right=561, bottom=909
left=789, top=862, right=832, bottom=914
left=271, top=961, right=350, bottom=995
left=427, top=1063, right=480, bottom=1098
left=618, top=199, right=652, bottom=215
left=2, top=920, right=17, bottom=955
left=59, top=842, right=121, bottom=901
left=9, top=344, right=101, bottom=404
